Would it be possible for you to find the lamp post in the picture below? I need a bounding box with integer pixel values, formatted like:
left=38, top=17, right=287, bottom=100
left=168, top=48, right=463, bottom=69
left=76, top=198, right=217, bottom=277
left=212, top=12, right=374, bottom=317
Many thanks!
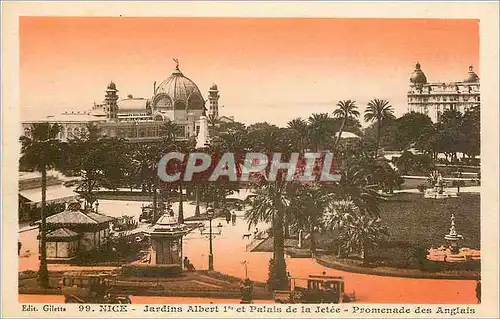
left=207, top=205, right=215, bottom=271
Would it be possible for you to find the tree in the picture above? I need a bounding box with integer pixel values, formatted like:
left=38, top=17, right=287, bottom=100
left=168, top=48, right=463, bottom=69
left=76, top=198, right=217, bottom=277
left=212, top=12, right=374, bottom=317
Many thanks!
left=68, top=123, right=128, bottom=208
left=364, top=99, right=395, bottom=155
left=20, top=123, right=63, bottom=288
left=333, top=100, right=360, bottom=151
left=288, top=184, right=330, bottom=255
left=460, top=105, right=480, bottom=158
left=435, top=109, right=465, bottom=162
left=307, top=113, right=334, bottom=152
left=160, top=119, right=183, bottom=144
left=415, top=123, right=440, bottom=162
left=287, top=118, right=309, bottom=153
left=393, top=112, right=433, bottom=150
left=207, top=113, right=219, bottom=138
left=245, top=160, right=299, bottom=290
left=344, top=214, right=388, bottom=262
left=130, top=142, right=164, bottom=223
left=322, top=200, right=388, bottom=262
left=321, top=199, right=358, bottom=257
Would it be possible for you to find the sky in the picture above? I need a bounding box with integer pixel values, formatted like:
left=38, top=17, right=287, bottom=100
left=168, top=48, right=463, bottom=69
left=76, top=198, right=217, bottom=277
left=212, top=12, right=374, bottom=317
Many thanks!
left=20, top=17, right=479, bottom=127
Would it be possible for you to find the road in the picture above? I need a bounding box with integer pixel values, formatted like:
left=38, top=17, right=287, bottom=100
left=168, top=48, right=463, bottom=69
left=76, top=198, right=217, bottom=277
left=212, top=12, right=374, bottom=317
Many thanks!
left=19, top=189, right=477, bottom=304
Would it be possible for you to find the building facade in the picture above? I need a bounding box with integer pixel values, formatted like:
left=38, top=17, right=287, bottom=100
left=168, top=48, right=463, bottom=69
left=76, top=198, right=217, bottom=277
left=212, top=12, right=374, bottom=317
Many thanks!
left=407, top=63, right=480, bottom=122
left=21, top=60, right=221, bottom=143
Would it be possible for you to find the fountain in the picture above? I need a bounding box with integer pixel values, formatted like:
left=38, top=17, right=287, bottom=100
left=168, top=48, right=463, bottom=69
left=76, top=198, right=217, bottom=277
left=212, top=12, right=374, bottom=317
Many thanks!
left=427, top=214, right=480, bottom=262
left=424, top=170, right=457, bottom=199
left=444, top=214, right=463, bottom=254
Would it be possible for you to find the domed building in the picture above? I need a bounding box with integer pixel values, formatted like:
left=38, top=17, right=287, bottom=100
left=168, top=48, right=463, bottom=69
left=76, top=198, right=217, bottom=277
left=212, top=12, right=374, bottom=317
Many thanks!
left=409, top=62, right=428, bottom=85
left=407, top=63, right=480, bottom=122
left=22, top=60, right=223, bottom=143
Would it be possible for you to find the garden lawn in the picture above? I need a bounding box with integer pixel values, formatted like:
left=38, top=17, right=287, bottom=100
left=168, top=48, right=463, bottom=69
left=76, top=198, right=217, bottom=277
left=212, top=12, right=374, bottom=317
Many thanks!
left=255, top=193, right=480, bottom=270
left=370, top=192, right=480, bottom=269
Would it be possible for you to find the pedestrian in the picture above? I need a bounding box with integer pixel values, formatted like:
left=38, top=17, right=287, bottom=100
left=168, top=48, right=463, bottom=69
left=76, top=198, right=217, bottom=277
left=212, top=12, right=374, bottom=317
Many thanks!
left=232, top=212, right=237, bottom=226
left=225, top=209, right=231, bottom=225
left=476, top=280, right=481, bottom=303
left=18, top=241, right=22, bottom=256
left=183, top=257, right=190, bottom=270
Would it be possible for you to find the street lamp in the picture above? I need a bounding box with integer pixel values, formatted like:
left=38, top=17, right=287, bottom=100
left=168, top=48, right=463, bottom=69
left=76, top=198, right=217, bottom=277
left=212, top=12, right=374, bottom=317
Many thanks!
left=206, top=205, right=215, bottom=271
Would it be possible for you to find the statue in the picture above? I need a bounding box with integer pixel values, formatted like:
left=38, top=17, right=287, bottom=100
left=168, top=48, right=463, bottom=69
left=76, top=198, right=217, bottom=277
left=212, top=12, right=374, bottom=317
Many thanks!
left=437, top=172, right=444, bottom=194
left=173, top=58, right=180, bottom=69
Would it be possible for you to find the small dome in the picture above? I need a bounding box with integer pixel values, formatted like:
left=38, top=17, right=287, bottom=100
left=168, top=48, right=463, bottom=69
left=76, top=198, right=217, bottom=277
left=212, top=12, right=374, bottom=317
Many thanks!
left=410, top=62, right=427, bottom=84
left=210, top=83, right=218, bottom=90
left=107, top=81, right=117, bottom=91
left=464, top=65, right=479, bottom=83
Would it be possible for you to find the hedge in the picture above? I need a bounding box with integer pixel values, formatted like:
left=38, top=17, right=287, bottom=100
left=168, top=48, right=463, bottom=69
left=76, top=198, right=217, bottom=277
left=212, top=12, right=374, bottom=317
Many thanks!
left=120, top=263, right=182, bottom=277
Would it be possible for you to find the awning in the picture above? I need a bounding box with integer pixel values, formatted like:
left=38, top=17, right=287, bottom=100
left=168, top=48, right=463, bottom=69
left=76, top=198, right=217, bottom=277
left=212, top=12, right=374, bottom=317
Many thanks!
left=19, top=185, right=79, bottom=207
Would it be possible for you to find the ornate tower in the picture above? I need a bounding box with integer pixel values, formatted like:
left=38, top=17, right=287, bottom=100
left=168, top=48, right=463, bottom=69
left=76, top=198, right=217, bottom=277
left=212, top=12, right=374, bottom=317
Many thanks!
left=105, top=81, right=119, bottom=121
left=208, top=83, right=220, bottom=118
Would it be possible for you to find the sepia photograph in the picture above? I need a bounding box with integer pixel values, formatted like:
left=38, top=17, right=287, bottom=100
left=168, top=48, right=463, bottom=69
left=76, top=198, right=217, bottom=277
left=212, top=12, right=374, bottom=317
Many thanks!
left=2, top=1, right=499, bottom=318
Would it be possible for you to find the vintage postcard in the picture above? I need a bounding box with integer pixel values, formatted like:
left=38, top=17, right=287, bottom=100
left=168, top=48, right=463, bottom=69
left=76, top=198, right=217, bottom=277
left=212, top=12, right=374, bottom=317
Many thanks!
left=2, top=1, right=499, bottom=318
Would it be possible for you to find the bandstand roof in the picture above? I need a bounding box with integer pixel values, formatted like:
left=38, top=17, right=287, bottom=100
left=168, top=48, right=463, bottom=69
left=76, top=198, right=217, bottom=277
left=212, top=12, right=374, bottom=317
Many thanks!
left=19, top=185, right=80, bottom=207
left=43, top=209, right=115, bottom=226
left=46, top=227, right=80, bottom=239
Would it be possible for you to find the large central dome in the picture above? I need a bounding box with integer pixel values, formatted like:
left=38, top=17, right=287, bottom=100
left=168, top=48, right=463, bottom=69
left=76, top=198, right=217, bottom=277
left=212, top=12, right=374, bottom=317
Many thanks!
left=153, top=61, right=204, bottom=111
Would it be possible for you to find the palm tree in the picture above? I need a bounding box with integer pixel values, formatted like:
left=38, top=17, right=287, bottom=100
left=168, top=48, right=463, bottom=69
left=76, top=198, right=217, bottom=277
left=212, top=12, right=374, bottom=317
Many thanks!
left=322, top=199, right=359, bottom=257
left=160, top=119, right=183, bottom=143
left=20, top=123, right=62, bottom=288
left=287, top=118, right=308, bottom=153
left=307, top=113, right=332, bottom=152
left=322, top=199, right=388, bottom=262
left=344, top=214, right=388, bottom=263
left=245, top=172, right=292, bottom=290
left=364, top=99, right=395, bottom=155
left=289, top=184, right=330, bottom=255
left=333, top=100, right=360, bottom=151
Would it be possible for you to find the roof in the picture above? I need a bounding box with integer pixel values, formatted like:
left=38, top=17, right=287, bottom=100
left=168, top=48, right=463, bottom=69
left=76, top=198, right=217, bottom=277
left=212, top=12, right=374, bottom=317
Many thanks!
left=410, top=62, right=427, bottom=85
left=19, top=185, right=79, bottom=206
left=147, top=213, right=190, bottom=237
left=335, top=131, right=360, bottom=139
left=46, top=227, right=80, bottom=239
left=155, top=63, right=203, bottom=106
left=45, top=209, right=115, bottom=225
left=464, top=66, right=479, bottom=83
left=118, top=98, right=149, bottom=111
left=22, top=113, right=106, bottom=124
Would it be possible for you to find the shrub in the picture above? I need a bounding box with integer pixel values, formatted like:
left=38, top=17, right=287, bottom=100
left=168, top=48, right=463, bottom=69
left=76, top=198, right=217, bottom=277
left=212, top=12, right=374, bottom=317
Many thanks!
left=120, top=263, right=182, bottom=277
left=417, top=183, right=427, bottom=193
left=19, top=270, right=38, bottom=280
left=411, top=246, right=429, bottom=270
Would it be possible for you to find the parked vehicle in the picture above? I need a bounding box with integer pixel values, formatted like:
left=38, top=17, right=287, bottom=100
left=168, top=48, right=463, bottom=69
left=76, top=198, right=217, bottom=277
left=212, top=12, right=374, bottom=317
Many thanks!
left=59, top=271, right=131, bottom=304
left=274, top=274, right=353, bottom=304
left=112, top=215, right=138, bottom=232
